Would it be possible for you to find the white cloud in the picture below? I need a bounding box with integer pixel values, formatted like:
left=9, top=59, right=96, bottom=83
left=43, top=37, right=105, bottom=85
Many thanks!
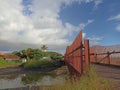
left=116, top=24, right=120, bottom=31
left=79, top=19, right=94, bottom=29
left=87, top=36, right=103, bottom=46
left=108, top=14, right=120, bottom=32
left=65, top=19, right=94, bottom=36
left=0, top=0, right=97, bottom=53
left=108, top=14, right=120, bottom=21
left=94, top=0, right=102, bottom=8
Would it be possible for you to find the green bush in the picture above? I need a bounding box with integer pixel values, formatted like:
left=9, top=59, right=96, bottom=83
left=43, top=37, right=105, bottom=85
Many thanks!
left=24, top=60, right=56, bottom=69
left=0, top=58, right=22, bottom=67
left=13, top=48, right=63, bottom=61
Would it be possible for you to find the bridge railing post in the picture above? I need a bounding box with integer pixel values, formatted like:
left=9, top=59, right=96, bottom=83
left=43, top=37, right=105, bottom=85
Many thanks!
left=107, top=51, right=110, bottom=65
left=84, top=39, right=90, bottom=71
left=79, top=42, right=83, bottom=75
left=94, top=53, right=97, bottom=63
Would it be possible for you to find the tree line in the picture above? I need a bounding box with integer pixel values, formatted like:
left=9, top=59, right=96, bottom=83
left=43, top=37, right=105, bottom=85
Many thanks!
left=12, top=45, right=63, bottom=61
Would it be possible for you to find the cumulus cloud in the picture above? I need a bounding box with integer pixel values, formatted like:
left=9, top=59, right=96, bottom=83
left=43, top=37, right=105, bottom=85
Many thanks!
left=87, top=36, right=103, bottom=46
left=0, top=0, right=98, bottom=53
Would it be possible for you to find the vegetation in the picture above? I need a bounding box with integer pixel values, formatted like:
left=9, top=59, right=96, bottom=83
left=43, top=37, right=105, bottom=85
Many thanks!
left=49, top=66, right=113, bottom=90
left=0, top=47, right=63, bottom=68
left=41, top=44, right=48, bottom=52
left=24, top=60, right=56, bottom=69
left=12, top=48, right=63, bottom=61
left=46, top=52, right=63, bottom=60
left=0, top=58, right=22, bottom=68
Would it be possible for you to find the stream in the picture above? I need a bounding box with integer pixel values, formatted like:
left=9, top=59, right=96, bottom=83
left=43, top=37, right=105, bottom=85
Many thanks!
left=0, top=67, right=67, bottom=90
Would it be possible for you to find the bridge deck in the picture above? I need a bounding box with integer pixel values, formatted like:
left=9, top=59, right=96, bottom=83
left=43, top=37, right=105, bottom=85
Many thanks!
left=93, top=63, right=120, bottom=90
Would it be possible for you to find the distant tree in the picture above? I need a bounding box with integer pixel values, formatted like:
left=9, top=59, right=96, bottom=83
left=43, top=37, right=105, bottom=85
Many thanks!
left=25, top=48, right=32, bottom=60
left=41, top=45, right=48, bottom=52
left=12, top=48, right=63, bottom=61
left=29, top=49, right=43, bottom=60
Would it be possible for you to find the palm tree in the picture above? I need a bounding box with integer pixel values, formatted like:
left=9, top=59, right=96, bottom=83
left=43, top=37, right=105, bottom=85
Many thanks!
left=41, top=45, right=48, bottom=52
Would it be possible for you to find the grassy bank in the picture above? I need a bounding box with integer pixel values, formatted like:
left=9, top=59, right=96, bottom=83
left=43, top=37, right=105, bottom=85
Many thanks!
left=24, top=60, right=56, bottom=69
left=50, top=66, right=113, bottom=90
left=0, top=58, right=22, bottom=68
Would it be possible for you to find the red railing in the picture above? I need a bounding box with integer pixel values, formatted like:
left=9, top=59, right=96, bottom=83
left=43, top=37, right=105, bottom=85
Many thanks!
left=90, top=51, right=120, bottom=66
left=90, top=45, right=120, bottom=65
left=65, top=31, right=120, bottom=77
left=64, top=31, right=90, bottom=77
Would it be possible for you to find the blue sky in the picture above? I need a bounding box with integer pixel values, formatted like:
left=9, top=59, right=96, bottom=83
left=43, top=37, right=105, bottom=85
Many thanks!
left=60, top=0, right=120, bottom=46
left=0, top=0, right=120, bottom=53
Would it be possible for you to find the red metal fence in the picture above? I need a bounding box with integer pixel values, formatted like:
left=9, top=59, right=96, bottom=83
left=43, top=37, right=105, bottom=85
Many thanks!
left=64, top=31, right=90, bottom=77
left=90, top=46, right=120, bottom=66
left=64, top=31, right=120, bottom=77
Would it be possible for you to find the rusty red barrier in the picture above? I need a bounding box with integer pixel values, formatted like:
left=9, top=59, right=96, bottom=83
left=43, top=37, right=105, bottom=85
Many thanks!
left=90, top=46, right=120, bottom=66
left=64, top=31, right=90, bottom=77
left=65, top=31, right=120, bottom=78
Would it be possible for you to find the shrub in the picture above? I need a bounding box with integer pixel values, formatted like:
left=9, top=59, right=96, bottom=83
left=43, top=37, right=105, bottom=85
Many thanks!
left=0, top=58, right=22, bottom=67
left=24, top=60, right=56, bottom=69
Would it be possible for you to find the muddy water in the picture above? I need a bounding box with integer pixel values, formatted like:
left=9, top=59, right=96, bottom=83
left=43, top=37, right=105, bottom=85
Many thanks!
left=0, top=71, right=67, bottom=90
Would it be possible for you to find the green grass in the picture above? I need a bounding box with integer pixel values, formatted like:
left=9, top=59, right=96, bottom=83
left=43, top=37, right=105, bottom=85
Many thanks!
left=24, top=60, right=56, bottom=69
left=0, top=58, right=22, bottom=68
left=49, top=66, right=113, bottom=90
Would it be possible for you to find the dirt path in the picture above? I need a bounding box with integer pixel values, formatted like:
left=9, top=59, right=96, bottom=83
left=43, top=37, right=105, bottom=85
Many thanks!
left=93, top=63, right=120, bottom=90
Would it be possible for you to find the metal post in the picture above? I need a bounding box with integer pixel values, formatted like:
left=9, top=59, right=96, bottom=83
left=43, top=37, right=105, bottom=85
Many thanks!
left=79, top=42, right=83, bottom=74
left=84, top=40, right=90, bottom=71
left=94, top=53, right=97, bottom=63
left=107, top=52, right=110, bottom=64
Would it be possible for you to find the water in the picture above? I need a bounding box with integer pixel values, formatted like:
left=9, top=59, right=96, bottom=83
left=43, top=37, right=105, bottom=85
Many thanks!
left=0, top=73, right=66, bottom=90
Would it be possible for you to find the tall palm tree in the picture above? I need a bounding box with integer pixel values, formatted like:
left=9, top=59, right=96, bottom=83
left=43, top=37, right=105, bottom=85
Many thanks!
left=41, top=45, right=48, bottom=52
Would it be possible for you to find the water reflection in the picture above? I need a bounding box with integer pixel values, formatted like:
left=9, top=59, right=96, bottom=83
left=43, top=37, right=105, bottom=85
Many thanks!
left=0, top=73, right=66, bottom=89
left=0, top=74, right=18, bottom=80
left=21, top=73, right=59, bottom=85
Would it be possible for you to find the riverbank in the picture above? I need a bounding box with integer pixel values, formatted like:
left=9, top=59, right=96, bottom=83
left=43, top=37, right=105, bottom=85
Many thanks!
left=0, top=59, right=22, bottom=68
left=0, top=65, right=68, bottom=75
left=0, top=65, right=116, bottom=90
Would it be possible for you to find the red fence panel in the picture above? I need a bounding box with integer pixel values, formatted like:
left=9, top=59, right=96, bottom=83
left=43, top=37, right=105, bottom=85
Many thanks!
left=90, top=46, right=120, bottom=66
left=64, top=31, right=90, bottom=77
left=65, top=31, right=120, bottom=78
